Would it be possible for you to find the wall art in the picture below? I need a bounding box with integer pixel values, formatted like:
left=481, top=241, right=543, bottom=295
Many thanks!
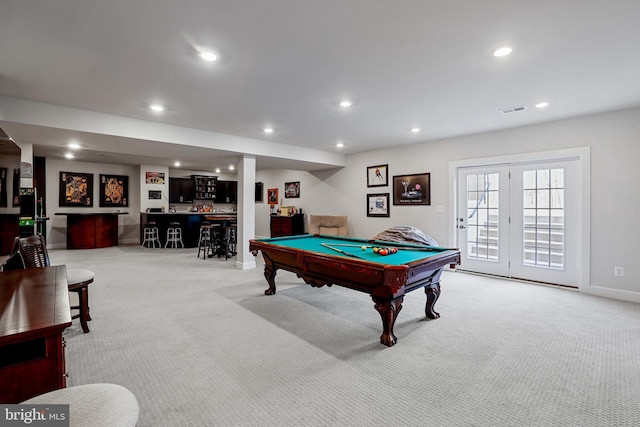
left=100, top=174, right=129, bottom=207
left=59, top=171, right=93, bottom=207
left=392, top=173, right=430, bottom=205
left=367, top=193, right=390, bottom=217
left=284, top=181, right=300, bottom=198
left=367, top=164, right=388, bottom=187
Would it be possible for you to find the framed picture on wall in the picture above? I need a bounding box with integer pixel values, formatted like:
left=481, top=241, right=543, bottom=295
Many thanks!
left=145, top=171, right=165, bottom=184
left=148, top=190, right=162, bottom=200
left=12, top=169, right=20, bottom=206
left=255, top=182, right=264, bottom=202
left=0, top=168, right=7, bottom=207
left=367, top=164, right=388, bottom=187
left=392, top=173, right=430, bottom=205
left=100, top=174, right=129, bottom=207
left=267, top=187, right=278, bottom=205
left=367, top=193, right=390, bottom=217
left=284, top=181, right=300, bottom=198
left=59, top=171, right=93, bottom=207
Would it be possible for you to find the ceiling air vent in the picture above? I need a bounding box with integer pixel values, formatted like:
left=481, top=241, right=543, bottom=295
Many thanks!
left=500, top=105, right=526, bottom=114
left=96, top=152, right=115, bottom=158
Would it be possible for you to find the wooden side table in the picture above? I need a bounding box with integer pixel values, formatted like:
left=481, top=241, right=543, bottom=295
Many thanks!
left=0, top=266, right=72, bottom=403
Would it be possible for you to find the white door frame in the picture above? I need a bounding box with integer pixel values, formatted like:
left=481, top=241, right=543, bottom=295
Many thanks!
left=448, top=147, right=591, bottom=290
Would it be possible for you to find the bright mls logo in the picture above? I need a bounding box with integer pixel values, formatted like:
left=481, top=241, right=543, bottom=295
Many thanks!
left=1, top=405, right=69, bottom=426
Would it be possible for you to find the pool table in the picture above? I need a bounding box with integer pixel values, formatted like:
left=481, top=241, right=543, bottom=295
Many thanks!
left=249, top=234, right=461, bottom=347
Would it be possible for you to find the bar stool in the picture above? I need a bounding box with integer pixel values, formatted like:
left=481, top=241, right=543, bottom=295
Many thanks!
left=142, top=221, right=161, bottom=248
left=219, top=225, right=237, bottom=259
left=165, top=221, right=184, bottom=249
left=197, top=224, right=213, bottom=259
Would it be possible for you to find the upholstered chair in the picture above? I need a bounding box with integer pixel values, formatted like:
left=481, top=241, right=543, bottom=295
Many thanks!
left=308, top=215, right=349, bottom=236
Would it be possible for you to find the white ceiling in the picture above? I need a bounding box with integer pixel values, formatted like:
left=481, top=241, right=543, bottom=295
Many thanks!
left=1, top=1, right=640, bottom=172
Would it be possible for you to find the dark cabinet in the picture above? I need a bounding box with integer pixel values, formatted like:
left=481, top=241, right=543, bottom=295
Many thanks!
left=270, top=214, right=305, bottom=237
left=216, top=180, right=237, bottom=204
left=169, top=178, right=194, bottom=203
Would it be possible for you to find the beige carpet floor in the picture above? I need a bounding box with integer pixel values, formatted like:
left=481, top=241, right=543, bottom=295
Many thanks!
left=48, top=245, right=640, bottom=426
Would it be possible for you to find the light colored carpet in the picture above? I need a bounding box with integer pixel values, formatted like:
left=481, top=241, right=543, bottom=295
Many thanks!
left=50, top=245, right=640, bottom=426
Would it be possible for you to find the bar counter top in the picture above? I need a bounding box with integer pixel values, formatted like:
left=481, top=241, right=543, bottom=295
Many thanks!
left=140, top=212, right=236, bottom=247
left=152, top=212, right=236, bottom=216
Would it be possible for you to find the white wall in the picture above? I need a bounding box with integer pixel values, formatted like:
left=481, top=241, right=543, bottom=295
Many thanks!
left=139, top=165, right=168, bottom=214
left=257, top=107, right=640, bottom=302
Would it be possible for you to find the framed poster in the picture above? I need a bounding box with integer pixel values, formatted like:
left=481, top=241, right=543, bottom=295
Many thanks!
left=284, top=181, right=300, bottom=198
left=60, top=171, right=93, bottom=207
left=367, top=164, right=388, bottom=187
left=148, top=190, right=162, bottom=200
left=100, top=174, right=129, bottom=207
left=367, top=193, right=390, bottom=217
left=145, top=171, right=165, bottom=184
left=12, top=169, right=20, bottom=206
left=255, top=182, right=264, bottom=202
left=0, top=168, right=7, bottom=207
left=267, top=188, right=278, bottom=205
left=392, top=173, right=430, bottom=205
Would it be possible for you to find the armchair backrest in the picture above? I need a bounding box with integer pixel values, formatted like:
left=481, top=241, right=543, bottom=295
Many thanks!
left=18, top=234, right=51, bottom=268
left=308, top=215, right=349, bottom=236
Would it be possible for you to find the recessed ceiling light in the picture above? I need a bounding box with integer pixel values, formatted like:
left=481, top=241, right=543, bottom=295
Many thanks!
left=174, top=161, right=181, bottom=167
left=535, top=102, right=550, bottom=109
left=493, top=46, right=512, bottom=57
left=228, top=165, right=235, bottom=171
left=150, top=104, right=165, bottom=112
left=198, top=51, right=219, bottom=62
left=338, top=100, right=352, bottom=108
left=215, top=168, right=221, bottom=173
left=411, top=127, right=421, bottom=133
left=68, top=142, right=81, bottom=150
left=336, top=142, right=345, bottom=148
left=64, top=152, right=74, bottom=159
left=263, top=127, right=274, bottom=134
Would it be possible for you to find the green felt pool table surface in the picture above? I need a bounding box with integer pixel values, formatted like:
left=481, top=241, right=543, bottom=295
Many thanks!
left=253, top=234, right=450, bottom=266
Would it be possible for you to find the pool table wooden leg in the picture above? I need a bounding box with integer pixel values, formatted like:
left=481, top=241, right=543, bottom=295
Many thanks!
left=424, top=282, right=441, bottom=319
left=373, top=296, right=403, bottom=347
left=263, top=264, right=277, bottom=295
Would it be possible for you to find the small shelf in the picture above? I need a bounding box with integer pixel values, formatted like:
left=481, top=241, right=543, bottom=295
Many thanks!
left=193, top=175, right=217, bottom=200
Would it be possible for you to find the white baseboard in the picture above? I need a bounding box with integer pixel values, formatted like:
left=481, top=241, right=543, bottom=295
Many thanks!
left=581, top=285, right=640, bottom=304
left=235, top=259, right=257, bottom=270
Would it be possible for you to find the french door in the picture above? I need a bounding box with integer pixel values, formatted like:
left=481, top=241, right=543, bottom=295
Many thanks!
left=456, top=159, right=581, bottom=287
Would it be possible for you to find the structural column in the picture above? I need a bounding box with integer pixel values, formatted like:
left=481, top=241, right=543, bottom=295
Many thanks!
left=14, top=141, right=34, bottom=188
left=236, top=155, right=256, bottom=270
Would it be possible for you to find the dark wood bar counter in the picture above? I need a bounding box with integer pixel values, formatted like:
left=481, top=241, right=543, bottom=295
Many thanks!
left=0, top=214, right=19, bottom=255
left=0, top=266, right=72, bottom=403
left=56, top=212, right=128, bottom=249
left=140, top=212, right=236, bottom=247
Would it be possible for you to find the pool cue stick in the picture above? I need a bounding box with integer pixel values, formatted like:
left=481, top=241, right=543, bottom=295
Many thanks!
left=325, top=243, right=375, bottom=248
left=321, top=243, right=364, bottom=259
left=326, top=242, right=443, bottom=252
